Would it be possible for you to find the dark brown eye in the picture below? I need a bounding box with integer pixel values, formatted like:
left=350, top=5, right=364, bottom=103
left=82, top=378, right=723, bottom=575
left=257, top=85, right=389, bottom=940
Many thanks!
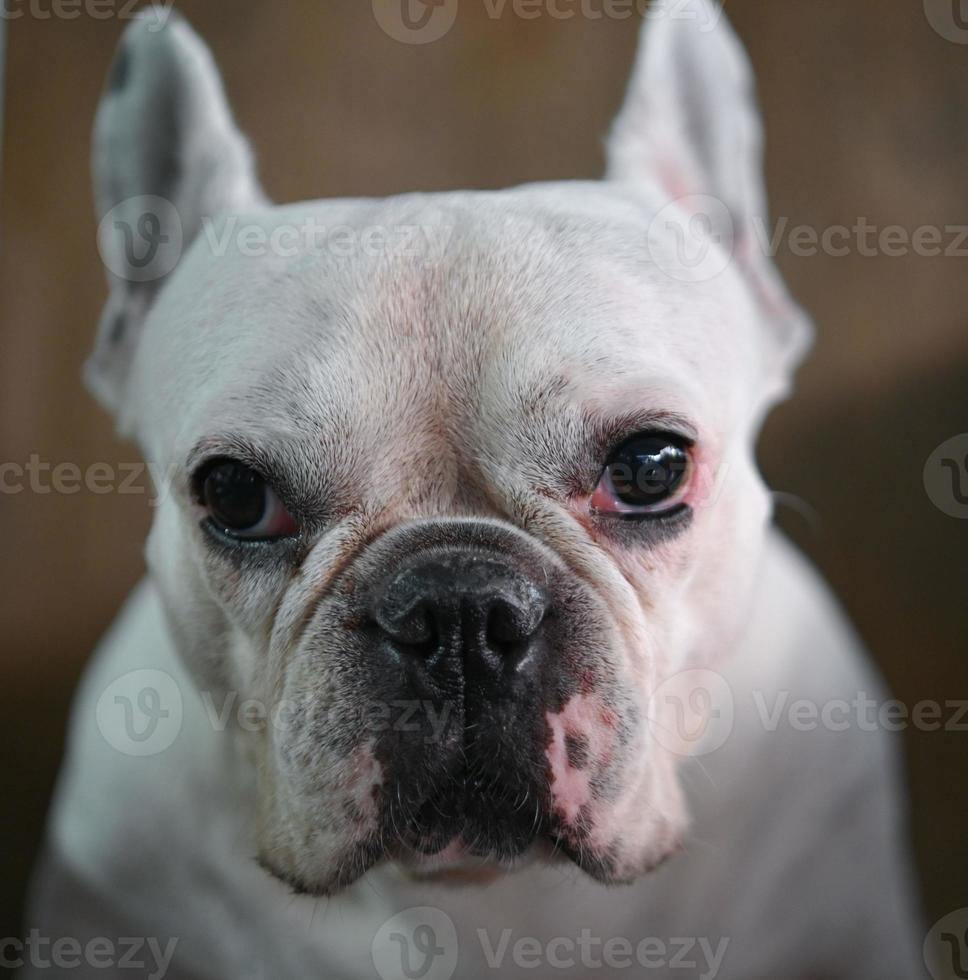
left=592, top=433, right=691, bottom=516
left=198, top=460, right=297, bottom=540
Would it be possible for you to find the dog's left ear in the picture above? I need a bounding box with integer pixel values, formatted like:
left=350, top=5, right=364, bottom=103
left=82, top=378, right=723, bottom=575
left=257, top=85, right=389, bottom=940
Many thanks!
left=607, top=0, right=812, bottom=403
left=88, top=10, right=266, bottom=417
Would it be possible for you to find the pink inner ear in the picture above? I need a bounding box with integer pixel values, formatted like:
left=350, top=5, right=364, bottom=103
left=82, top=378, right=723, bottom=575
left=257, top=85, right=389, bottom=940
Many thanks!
left=657, top=155, right=696, bottom=203
left=735, top=230, right=797, bottom=327
left=654, top=148, right=806, bottom=354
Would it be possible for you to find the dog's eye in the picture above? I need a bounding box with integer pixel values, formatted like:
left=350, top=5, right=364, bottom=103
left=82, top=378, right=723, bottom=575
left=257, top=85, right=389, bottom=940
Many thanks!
left=592, top=433, right=691, bottom=516
left=197, top=460, right=297, bottom=540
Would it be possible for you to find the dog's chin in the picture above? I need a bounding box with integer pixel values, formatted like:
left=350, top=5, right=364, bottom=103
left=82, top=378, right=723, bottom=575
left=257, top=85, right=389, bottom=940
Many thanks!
left=393, top=836, right=682, bottom=891
left=260, top=830, right=675, bottom=898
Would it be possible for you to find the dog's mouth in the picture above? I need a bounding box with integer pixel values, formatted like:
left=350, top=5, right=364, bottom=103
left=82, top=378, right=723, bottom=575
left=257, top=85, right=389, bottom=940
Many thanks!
left=374, top=759, right=630, bottom=887
left=397, top=835, right=565, bottom=883
left=368, top=710, right=629, bottom=886
left=376, top=741, right=553, bottom=866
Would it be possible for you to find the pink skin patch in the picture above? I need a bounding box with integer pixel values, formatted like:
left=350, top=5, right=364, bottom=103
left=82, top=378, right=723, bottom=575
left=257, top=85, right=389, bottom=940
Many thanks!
left=545, top=694, right=618, bottom=827
left=547, top=694, right=686, bottom=879
left=345, top=745, right=383, bottom=827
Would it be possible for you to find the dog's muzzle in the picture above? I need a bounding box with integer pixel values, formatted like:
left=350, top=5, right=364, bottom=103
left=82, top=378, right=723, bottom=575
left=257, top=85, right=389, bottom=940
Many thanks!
left=272, top=518, right=631, bottom=880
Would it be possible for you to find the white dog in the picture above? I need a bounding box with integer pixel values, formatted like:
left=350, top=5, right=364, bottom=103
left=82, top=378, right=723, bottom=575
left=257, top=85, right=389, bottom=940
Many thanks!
left=24, top=2, right=924, bottom=977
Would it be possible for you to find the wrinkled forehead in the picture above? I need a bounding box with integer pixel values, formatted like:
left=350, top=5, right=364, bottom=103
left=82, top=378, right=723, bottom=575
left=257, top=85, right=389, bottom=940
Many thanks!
left=130, top=185, right=758, bottom=462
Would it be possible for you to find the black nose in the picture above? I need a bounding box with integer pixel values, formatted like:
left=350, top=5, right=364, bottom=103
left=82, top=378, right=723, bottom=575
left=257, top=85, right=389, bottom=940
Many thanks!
left=373, top=550, right=549, bottom=680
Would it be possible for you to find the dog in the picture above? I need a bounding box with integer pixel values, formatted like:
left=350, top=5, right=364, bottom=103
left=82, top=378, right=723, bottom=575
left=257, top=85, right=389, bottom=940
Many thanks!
left=23, top=2, right=925, bottom=977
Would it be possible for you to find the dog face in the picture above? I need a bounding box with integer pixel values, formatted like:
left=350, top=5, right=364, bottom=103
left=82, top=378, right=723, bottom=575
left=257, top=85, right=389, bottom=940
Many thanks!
left=89, top=1, right=809, bottom=894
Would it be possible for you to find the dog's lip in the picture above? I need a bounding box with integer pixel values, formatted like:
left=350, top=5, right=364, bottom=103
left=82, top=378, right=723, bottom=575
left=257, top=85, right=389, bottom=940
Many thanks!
left=397, top=837, right=551, bottom=880
left=400, top=837, right=470, bottom=870
left=397, top=837, right=513, bottom=881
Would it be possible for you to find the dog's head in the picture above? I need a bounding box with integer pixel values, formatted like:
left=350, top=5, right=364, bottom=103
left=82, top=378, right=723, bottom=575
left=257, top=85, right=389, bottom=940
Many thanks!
left=89, top=1, right=809, bottom=893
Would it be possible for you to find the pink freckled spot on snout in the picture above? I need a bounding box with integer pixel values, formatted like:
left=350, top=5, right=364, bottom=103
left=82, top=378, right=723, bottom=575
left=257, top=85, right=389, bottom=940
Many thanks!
left=599, top=706, right=618, bottom=729
left=545, top=694, right=618, bottom=827
left=547, top=719, right=592, bottom=824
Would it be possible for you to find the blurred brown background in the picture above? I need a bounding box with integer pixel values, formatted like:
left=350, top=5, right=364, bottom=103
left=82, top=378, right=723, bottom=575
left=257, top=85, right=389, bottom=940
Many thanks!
left=1, top=0, right=966, bottom=945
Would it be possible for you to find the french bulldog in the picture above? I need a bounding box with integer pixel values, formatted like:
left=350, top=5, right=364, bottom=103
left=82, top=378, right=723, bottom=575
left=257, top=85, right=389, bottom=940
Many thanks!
left=24, top=2, right=925, bottom=978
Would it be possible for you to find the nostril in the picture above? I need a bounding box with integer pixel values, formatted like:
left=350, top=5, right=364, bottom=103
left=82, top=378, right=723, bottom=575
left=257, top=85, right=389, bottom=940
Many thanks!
left=374, top=598, right=438, bottom=652
left=403, top=603, right=436, bottom=646
left=486, top=602, right=524, bottom=646
left=485, top=591, right=548, bottom=654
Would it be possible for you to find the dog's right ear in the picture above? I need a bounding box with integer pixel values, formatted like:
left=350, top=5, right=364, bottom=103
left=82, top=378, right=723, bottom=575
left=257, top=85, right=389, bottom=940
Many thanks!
left=606, top=0, right=811, bottom=411
left=88, top=10, right=266, bottom=417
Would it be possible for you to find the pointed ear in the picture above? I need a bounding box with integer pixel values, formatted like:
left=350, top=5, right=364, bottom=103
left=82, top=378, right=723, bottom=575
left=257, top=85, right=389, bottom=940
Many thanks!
left=606, top=0, right=811, bottom=400
left=88, top=10, right=266, bottom=415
